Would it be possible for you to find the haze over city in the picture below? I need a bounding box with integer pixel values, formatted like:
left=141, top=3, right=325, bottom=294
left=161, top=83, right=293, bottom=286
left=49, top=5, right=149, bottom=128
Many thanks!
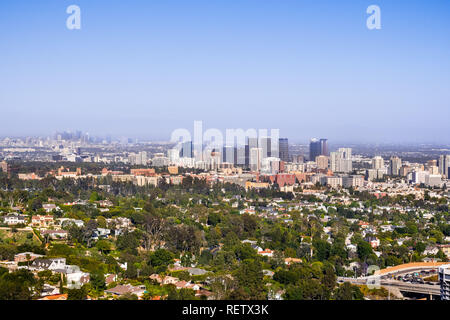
left=1, top=0, right=449, bottom=143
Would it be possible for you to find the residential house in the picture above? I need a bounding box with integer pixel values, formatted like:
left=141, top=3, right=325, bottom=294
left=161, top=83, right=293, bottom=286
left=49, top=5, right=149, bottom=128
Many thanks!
left=42, top=204, right=60, bottom=213
left=284, top=258, right=302, bottom=266
left=30, top=258, right=66, bottom=271
left=59, top=218, right=84, bottom=228
left=187, top=267, right=208, bottom=276
left=14, top=252, right=44, bottom=263
left=105, top=284, right=146, bottom=298
left=258, top=249, right=274, bottom=257
left=149, top=274, right=179, bottom=285
left=2, top=213, right=27, bottom=225
left=424, top=245, right=439, bottom=256
left=41, top=229, right=68, bottom=240
left=439, top=244, right=450, bottom=258
left=31, top=215, right=54, bottom=228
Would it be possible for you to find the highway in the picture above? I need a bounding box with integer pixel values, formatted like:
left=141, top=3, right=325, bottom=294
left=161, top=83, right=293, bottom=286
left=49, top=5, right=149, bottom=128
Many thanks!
left=338, top=276, right=441, bottom=296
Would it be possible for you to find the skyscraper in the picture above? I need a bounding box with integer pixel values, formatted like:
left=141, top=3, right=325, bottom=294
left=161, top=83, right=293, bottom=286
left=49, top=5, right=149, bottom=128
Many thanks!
left=372, top=156, right=384, bottom=170
left=389, top=156, right=402, bottom=176
left=309, top=138, right=328, bottom=161
left=259, top=137, right=272, bottom=159
left=250, top=147, right=263, bottom=172
left=180, top=141, right=193, bottom=158
left=309, top=138, right=321, bottom=161
left=439, top=155, right=450, bottom=178
left=222, top=146, right=237, bottom=165
left=330, top=148, right=352, bottom=173
left=279, top=138, right=289, bottom=162
left=245, top=137, right=259, bottom=168
left=320, top=139, right=329, bottom=156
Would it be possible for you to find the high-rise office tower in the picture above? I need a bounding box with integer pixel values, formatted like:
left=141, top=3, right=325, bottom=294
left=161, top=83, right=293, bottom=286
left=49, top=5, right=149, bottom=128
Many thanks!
left=330, top=148, right=352, bottom=173
left=279, top=138, right=289, bottom=162
left=250, top=147, right=263, bottom=172
left=389, top=156, right=402, bottom=176
left=439, top=155, right=450, bottom=178
left=372, top=156, right=384, bottom=170
left=259, top=137, right=272, bottom=159
left=310, top=138, right=328, bottom=161
left=310, top=138, right=322, bottom=161
left=222, top=146, right=237, bottom=165
left=320, top=139, right=329, bottom=156
left=245, top=137, right=259, bottom=168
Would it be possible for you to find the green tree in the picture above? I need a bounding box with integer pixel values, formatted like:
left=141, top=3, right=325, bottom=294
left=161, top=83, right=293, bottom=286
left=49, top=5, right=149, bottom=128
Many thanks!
left=357, top=241, right=373, bottom=262
left=334, top=282, right=364, bottom=300
left=313, top=239, right=331, bottom=261
left=67, top=286, right=88, bottom=300
left=90, top=272, right=106, bottom=292
left=0, top=269, right=37, bottom=300
left=233, top=259, right=266, bottom=300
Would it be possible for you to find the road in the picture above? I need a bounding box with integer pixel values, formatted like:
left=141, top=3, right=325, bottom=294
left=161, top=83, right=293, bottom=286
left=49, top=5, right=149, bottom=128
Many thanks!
left=338, top=276, right=441, bottom=296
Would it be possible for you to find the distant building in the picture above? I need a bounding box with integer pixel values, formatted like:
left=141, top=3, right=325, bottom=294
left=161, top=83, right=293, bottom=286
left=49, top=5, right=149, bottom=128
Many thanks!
left=152, top=154, right=169, bottom=167
left=426, top=174, right=442, bottom=187
left=168, top=166, right=179, bottom=174
left=330, top=148, right=352, bottom=173
left=279, top=138, right=289, bottom=162
left=56, top=167, right=81, bottom=178
left=291, top=155, right=304, bottom=164
left=315, top=155, right=329, bottom=170
left=130, top=168, right=155, bottom=176
left=309, top=139, right=319, bottom=161
left=259, top=137, right=272, bottom=159
left=41, top=230, right=69, bottom=240
left=389, top=156, right=402, bottom=176
left=180, top=141, right=193, bottom=158
left=342, top=175, right=364, bottom=188
left=320, top=176, right=342, bottom=188
left=439, top=264, right=450, bottom=300
left=439, top=155, right=450, bottom=178
left=31, top=215, right=54, bottom=228
left=106, top=284, right=146, bottom=298
left=14, top=252, right=44, bottom=263
left=222, top=146, right=237, bottom=165
left=2, top=213, right=27, bottom=225
left=371, top=156, right=384, bottom=170
left=250, top=147, right=263, bottom=172
left=31, top=258, right=66, bottom=271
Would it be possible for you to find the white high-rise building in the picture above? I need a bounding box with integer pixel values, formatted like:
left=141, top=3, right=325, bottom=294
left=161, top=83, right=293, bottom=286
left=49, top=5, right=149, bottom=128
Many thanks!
left=330, top=148, right=352, bottom=173
left=371, top=156, right=384, bottom=170
left=168, top=148, right=180, bottom=164
left=389, top=156, right=402, bottom=176
left=250, top=147, right=263, bottom=172
left=138, top=151, right=147, bottom=165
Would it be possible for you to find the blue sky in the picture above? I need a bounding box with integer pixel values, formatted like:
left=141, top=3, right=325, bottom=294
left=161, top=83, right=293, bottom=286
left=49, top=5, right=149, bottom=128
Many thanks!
left=0, top=0, right=449, bottom=143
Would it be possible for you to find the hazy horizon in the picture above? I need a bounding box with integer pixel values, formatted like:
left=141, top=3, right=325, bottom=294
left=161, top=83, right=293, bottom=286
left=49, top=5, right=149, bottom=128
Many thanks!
left=1, top=0, right=449, bottom=144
